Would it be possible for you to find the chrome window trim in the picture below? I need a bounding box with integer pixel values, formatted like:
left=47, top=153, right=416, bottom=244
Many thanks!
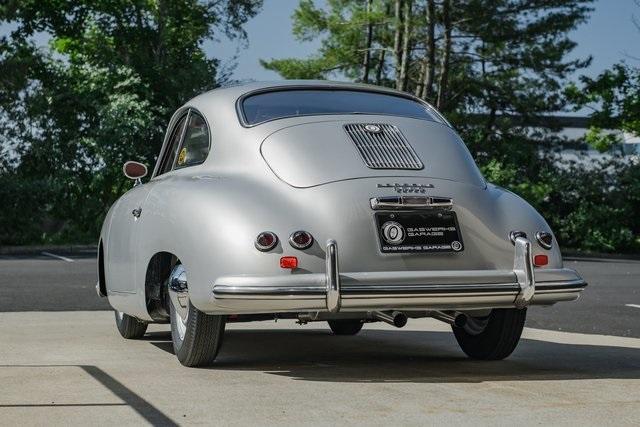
left=235, top=85, right=451, bottom=128
left=152, top=108, right=189, bottom=178
left=151, top=106, right=212, bottom=179
left=171, top=109, right=211, bottom=171
left=170, top=109, right=191, bottom=171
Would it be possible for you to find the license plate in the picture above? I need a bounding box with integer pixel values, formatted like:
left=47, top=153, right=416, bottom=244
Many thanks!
left=375, top=211, right=463, bottom=253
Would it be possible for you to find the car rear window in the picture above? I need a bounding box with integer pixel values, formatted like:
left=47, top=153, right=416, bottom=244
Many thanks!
left=240, top=89, right=442, bottom=126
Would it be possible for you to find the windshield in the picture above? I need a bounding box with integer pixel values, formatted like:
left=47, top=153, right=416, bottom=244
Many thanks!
left=240, top=89, right=443, bottom=126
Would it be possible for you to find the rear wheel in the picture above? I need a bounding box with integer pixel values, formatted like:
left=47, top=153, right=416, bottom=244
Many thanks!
left=328, top=319, right=363, bottom=335
left=168, top=264, right=226, bottom=367
left=114, top=310, right=148, bottom=339
left=452, top=308, right=526, bottom=360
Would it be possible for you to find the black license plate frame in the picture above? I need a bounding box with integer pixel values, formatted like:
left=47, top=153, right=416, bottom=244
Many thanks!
left=375, top=211, right=464, bottom=253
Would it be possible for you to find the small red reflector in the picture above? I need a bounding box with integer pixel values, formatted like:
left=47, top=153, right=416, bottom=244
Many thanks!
left=533, top=254, right=548, bottom=267
left=280, top=256, right=298, bottom=269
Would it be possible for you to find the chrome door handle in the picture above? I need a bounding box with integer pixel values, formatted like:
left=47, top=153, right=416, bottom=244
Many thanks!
left=132, top=208, right=142, bottom=218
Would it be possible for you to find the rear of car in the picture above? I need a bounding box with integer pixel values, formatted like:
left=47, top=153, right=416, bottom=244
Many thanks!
left=105, top=82, right=586, bottom=367
left=209, top=86, right=585, bottom=316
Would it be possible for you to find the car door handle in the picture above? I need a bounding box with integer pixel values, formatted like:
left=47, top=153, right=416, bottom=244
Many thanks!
left=132, top=208, right=142, bottom=218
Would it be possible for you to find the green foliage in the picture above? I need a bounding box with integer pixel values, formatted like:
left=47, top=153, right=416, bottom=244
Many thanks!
left=583, top=127, right=620, bottom=153
left=261, top=57, right=334, bottom=79
left=0, top=0, right=263, bottom=245
left=481, top=157, right=640, bottom=253
left=480, top=159, right=553, bottom=210
left=544, top=160, right=640, bottom=252
left=262, top=0, right=391, bottom=82
left=0, top=172, right=63, bottom=244
left=567, top=63, right=640, bottom=152
left=559, top=60, right=640, bottom=251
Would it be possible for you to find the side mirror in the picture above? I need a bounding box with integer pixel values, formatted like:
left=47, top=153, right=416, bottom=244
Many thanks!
left=123, top=161, right=148, bottom=186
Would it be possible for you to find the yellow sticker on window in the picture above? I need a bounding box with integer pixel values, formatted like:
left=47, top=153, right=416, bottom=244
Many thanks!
left=178, top=147, right=187, bottom=165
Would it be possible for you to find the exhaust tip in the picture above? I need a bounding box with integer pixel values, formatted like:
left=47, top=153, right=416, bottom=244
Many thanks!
left=372, top=311, right=408, bottom=328
left=430, top=311, right=468, bottom=328
left=393, top=311, right=408, bottom=328
left=453, top=314, right=467, bottom=328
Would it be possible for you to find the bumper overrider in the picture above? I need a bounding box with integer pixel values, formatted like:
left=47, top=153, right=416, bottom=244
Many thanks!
left=210, top=238, right=586, bottom=314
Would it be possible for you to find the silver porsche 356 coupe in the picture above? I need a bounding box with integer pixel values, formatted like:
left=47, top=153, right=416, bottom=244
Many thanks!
left=98, top=81, right=586, bottom=367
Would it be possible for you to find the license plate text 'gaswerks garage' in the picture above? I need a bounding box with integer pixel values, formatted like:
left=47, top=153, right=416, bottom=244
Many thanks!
left=375, top=211, right=464, bottom=253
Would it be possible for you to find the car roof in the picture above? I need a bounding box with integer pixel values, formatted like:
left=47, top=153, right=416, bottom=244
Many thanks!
left=184, top=80, right=451, bottom=130
left=188, top=80, right=421, bottom=106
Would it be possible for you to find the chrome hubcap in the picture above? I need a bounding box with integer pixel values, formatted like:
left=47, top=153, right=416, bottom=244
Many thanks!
left=168, top=264, right=189, bottom=341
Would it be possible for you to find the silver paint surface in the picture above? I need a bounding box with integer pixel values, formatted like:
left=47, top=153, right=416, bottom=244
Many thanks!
left=99, top=81, right=582, bottom=320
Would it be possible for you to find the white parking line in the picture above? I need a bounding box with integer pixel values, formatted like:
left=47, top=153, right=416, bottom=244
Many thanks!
left=41, top=252, right=74, bottom=262
left=626, top=304, right=640, bottom=309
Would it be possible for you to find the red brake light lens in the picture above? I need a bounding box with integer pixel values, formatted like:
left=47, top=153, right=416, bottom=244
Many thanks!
left=280, top=256, right=298, bottom=269
left=255, top=231, right=278, bottom=252
left=533, top=254, right=548, bottom=267
left=289, top=230, right=314, bottom=250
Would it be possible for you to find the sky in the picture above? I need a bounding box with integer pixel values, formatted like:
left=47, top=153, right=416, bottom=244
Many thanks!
left=211, top=0, right=640, bottom=82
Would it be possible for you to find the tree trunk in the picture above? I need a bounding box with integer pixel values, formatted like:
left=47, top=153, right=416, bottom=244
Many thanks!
left=481, top=106, right=497, bottom=145
left=375, top=49, right=386, bottom=84
left=421, top=0, right=436, bottom=100
left=398, top=0, right=412, bottom=91
left=393, top=0, right=403, bottom=89
left=375, top=1, right=391, bottom=85
left=415, top=61, right=426, bottom=97
left=155, top=0, right=167, bottom=70
left=436, top=0, right=452, bottom=110
left=362, top=0, right=373, bottom=83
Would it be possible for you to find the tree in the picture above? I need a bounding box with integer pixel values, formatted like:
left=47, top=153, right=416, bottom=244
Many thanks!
left=561, top=43, right=640, bottom=251
left=566, top=63, right=640, bottom=152
left=0, top=0, right=263, bottom=244
left=261, top=0, right=593, bottom=164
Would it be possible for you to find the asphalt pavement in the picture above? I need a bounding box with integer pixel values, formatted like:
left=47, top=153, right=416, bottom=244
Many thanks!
left=0, top=253, right=638, bottom=337
left=0, top=253, right=639, bottom=425
left=1, top=312, right=638, bottom=425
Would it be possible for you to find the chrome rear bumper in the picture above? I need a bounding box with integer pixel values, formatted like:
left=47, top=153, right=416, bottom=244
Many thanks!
left=209, top=238, right=586, bottom=315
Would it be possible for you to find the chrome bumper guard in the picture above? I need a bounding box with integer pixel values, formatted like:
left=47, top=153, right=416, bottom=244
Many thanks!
left=513, top=236, right=535, bottom=309
left=211, top=238, right=587, bottom=314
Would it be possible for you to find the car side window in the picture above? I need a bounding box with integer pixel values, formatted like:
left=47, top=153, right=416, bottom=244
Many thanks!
left=157, top=114, right=188, bottom=176
left=174, top=112, right=210, bottom=170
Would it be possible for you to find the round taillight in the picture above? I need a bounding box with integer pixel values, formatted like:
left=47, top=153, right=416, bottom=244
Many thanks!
left=255, top=231, right=278, bottom=252
left=289, top=230, right=314, bottom=250
left=536, top=231, right=553, bottom=250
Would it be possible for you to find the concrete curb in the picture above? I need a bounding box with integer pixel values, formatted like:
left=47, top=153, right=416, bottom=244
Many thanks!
left=0, top=244, right=97, bottom=256
left=563, top=250, right=640, bottom=261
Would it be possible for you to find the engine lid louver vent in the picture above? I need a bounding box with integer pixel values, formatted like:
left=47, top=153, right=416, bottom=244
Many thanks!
left=344, top=123, right=424, bottom=170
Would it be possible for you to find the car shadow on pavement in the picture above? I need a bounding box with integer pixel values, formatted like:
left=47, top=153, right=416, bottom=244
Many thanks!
left=145, top=331, right=173, bottom=354
left=147, top=328, right=640, bottom=383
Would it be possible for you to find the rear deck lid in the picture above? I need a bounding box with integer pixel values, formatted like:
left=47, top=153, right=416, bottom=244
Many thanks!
left=260, top=117, right=485, bottom=188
